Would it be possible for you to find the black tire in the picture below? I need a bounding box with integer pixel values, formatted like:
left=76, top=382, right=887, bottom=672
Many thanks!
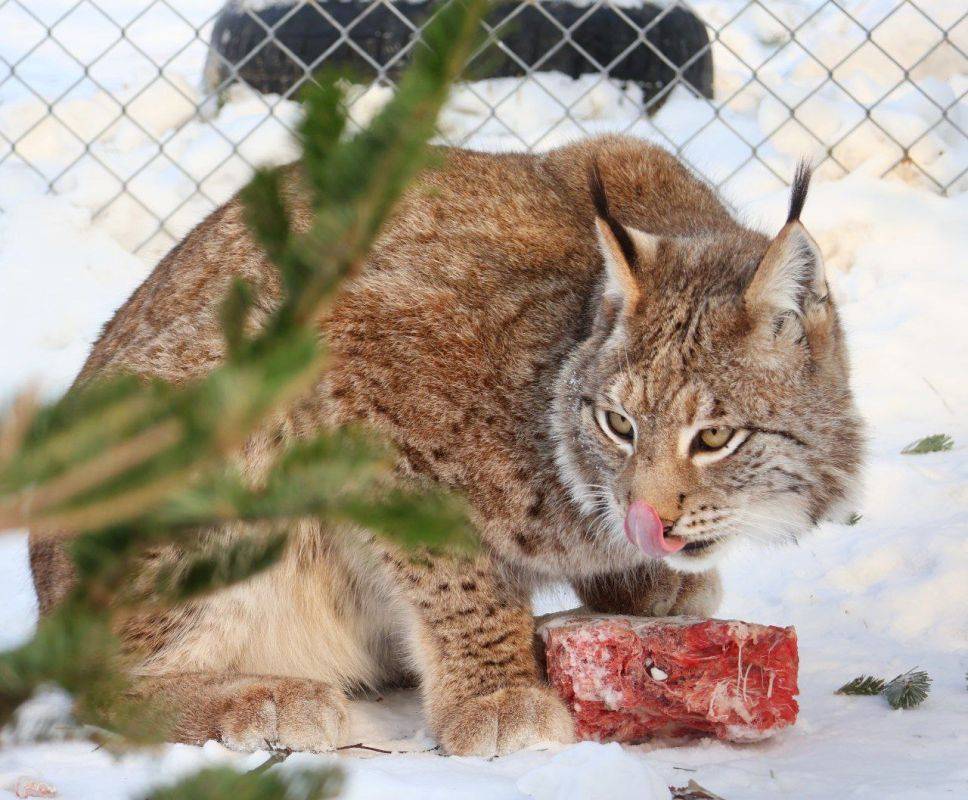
left=204, top=1, right=712, bottom=111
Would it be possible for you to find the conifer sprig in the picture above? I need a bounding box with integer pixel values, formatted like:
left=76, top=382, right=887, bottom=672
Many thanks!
left=836, top=675, right=885, bottom=696
left=147, top=765, right=344, bottom=800
left=901, top=434, right=954, bottom=454
left=0, top=3, right=488, bottom=787
left=0, top=0, right=486, bottom=544
left=883, top=669, right=931, bottom=710
left=835, top=668, right=931, bottom=709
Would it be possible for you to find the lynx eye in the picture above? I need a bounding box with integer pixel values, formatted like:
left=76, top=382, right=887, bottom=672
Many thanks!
left=607, top=411, right=633, bottom=438
left=596, top=408, right=635, bottom=444
left=696, top=426, right=734, bottom=451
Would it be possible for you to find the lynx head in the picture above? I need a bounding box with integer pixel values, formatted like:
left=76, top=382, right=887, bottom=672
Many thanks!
left=552, top=162, right=863, bottom=573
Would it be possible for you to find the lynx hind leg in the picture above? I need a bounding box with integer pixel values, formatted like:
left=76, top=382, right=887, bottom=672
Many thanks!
left=134, top=673, right=348, bottom=752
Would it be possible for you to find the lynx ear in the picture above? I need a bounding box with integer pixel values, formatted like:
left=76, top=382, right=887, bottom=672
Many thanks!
left=746, top=221, right=826, bottom=317
left=588, top=161, right=658, bottom=313
left=745, top=163, right=827, bottom=324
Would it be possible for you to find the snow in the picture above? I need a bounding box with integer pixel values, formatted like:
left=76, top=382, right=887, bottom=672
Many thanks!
left=1, top=0, right=967, bottom=798
left=516, top=742, right=670, bottom=800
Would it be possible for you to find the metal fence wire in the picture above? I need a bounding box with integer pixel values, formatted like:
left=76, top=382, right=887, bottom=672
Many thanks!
left=0, top=0, right=965, bottom=260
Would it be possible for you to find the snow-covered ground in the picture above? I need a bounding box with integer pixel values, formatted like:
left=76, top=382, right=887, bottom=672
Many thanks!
left=1, top=1, right=967, bottom=798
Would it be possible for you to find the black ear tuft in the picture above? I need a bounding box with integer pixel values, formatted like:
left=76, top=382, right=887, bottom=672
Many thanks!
left=588, top=159, right=610, bottom=220
left=588, top=159, right=637, bottom=269
left=786, top=160, right=812, bottom=224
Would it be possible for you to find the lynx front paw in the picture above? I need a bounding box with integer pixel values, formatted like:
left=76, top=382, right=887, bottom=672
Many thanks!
left=575, top=565, right=722, bottom=618
left=434, top=685, right=575, bottom=756
left=668, top=569, right=722, bottom=616
left=215, top=676, right=347, bottom=753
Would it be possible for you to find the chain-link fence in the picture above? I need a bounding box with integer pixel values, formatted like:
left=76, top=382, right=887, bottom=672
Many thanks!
left=0, top=0, right=965, bottom=261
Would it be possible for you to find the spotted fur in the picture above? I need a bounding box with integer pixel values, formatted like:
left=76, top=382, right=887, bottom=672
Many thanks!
left=29, top=135, right=862, bottom=755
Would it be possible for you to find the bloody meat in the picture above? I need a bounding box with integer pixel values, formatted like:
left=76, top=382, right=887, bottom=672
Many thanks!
left=538, top=614, right=798, bottom=743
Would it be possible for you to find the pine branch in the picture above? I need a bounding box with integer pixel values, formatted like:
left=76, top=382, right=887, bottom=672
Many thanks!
left=834, top=669, right=932, bottom=710
left=0, top=1, right=488, bottom=761
left=221, top=277, right=255, bottom=357
left=0, top=390, right=39, bottom=464
left=836, top=675, right=885, bottom=696
left=246, top=0, right=487, bottom=331
left=1, top=376, right=152, bottom=492
left=901, top=434, right=953, bottom=455
left=0, top=601, right=173, bottom=743
left=147, top=766, right=343, bottom=800
left=153, top=531, right=290, bottom=603
left=336, top=488, right=475, bottom=552
left=0, top=0, right=488, bottom=540
left=883, top=669, right=931, bottom=710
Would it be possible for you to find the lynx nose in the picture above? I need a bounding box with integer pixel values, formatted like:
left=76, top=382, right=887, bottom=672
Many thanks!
left=659, top=510, right=682, bottom=531
left=624, top=500, right=685, bottom=559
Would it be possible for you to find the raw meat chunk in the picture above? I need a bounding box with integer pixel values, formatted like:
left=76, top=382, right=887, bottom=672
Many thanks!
left=538, top=614, right=798, bottom=743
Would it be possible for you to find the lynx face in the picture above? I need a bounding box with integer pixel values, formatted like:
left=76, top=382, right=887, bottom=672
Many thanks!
left=552, top=166, right=863, bottom=573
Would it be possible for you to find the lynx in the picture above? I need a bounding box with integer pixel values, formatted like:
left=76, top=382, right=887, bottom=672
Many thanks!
left=30, top=135, right=862, bottom=756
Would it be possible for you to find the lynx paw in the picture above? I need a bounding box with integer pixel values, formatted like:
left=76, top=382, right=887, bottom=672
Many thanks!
left=667, top=569, right=722, bottom=616
left=577, top=565, right=722, bottom=618
left=215, top=677, right=347, bottom=753
left=435, top=685, right=575, bottom=756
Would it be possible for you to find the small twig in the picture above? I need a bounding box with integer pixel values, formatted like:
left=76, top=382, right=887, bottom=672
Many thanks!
left=247, top=751, right=289, bottom=774
left=671, top=780, right=726, bottom=800
left=922, top=377, right=954, bottom=415
left=335, top=742, right=394, bottom=754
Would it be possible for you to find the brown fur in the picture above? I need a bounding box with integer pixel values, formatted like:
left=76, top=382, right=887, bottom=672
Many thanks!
left=29, top=135, right=862, bottom=755
left=132, top=673, right=347, bottom=751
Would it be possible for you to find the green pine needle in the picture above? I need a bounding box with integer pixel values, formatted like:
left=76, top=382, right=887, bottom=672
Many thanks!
left=883, top=668, right=931, bottom=710
left=836, top=675, right=885, bottom=696
left=148, top=765, right=342, bottom=800
left=155, top=531, right=289, bottom=602
left=220, top=278, right=255, bottom=356
left=0, top=0, right=487, bottom=765
left=901, top=434, right=954, bottom=455
left=336, top=487, right=475, bottom=552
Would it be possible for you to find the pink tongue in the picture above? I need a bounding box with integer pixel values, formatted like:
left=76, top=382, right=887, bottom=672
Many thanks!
left=624, top=500, right=685, bottom=558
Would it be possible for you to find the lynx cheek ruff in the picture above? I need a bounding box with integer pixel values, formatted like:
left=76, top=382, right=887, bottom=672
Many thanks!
left=539, top=614, right=799, bottom=743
